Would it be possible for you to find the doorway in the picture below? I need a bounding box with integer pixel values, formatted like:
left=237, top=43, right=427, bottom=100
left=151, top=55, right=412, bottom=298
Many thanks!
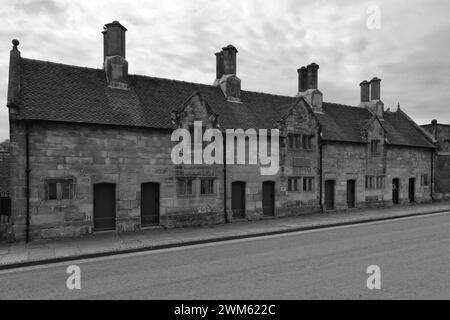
left=93, top=183, right=116, bottom=231
left=262, top=181, right=275, bottom=217
left=409, top=178, right=415, bottom=203
left=346, top=180, right=356, bottom=208
left=231, top=181, right=246, bottom=219
left=141, top=182, right=160, bottom=227
left=325, top=180, right=335, bottom=210
left=392, top=178, right=400, bottom=204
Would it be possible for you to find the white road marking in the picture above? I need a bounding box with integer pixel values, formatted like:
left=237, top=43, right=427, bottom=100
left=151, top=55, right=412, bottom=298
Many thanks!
left=1, top=210, right=449, bottom=275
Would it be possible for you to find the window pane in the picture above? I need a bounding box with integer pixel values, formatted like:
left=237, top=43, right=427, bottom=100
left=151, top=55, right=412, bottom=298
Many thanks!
left=48, top=182, right=57, bottom=200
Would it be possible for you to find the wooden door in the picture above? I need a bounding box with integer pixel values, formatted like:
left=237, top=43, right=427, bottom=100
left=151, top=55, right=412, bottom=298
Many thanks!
left=392, top=179, right=399, bottom=204
left=231, top=182, right=246, bottom=219
left=325, top=180, right=335, bottom=210
left=94, top=183, right=116, bottom=231
left=141, top=183, right=160, bottom=227
left=346, top=180, right=356, bottom=208
left=409, top=178, right=415, bottom=203
left=262, top=181, right=275, bottom=217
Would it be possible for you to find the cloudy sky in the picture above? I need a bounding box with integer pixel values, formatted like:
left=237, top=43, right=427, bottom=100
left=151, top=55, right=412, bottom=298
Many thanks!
left=1, top=0, right=449, bottom=141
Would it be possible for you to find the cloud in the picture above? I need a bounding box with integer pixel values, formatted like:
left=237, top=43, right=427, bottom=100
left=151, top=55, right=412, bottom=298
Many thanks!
left=1, top=0, right=450, bottom=141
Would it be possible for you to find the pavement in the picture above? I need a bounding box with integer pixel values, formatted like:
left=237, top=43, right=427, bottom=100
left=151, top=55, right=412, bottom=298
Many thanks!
left=0, top=201, right=449, bottom=270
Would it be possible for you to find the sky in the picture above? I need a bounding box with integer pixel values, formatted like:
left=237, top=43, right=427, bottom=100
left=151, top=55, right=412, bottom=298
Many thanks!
left=0, top=0, right=449, bottom=141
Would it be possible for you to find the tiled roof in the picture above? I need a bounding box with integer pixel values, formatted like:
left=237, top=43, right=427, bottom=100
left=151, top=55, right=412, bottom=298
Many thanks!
left=15, top=58, right=434, bottom=149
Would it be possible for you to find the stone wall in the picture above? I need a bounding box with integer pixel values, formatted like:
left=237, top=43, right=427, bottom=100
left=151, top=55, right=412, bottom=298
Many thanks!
left=10, top=120, right=225, bottom=241
left=322, top=142, right=433, bottom=209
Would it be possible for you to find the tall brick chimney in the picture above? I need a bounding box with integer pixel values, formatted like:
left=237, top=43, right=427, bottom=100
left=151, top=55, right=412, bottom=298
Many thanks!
left=7, top=39, right=21, bottom=108
left=370, top=77, right=381, bottom=101
left=359, top=77, right=384, bottom=117
left=213, top=45, right=241, bottom=102
left=102, top=21, right=129, bottom=89
left=360, top=80, right=370, bottom=103
left=297, top=63, right=323, bottom=112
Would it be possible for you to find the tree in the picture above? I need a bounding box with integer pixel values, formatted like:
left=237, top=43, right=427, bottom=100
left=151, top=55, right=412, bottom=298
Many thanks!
left=0, top=139, right=10, bottom=152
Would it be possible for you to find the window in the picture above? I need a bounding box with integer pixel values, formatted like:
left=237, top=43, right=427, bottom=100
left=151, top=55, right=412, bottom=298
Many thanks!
left=365, top=176, right=375, bottom=189
left=287, top=177, right=300, bottom=192
left=421, top=174, right=429, bottom=186
left=45, top=179, right=75, bottom=201
left=370, top=140, right=380, bottom=154
left=288, top=134, right=301, bottom=149
left=366, top=175, right=385, bottom=189
left=376, top=176, right=386, bottom=189
left=303, top=177, right=314, bottom=191
left=200, top=179, right=215, bottom=195
left=302, top=135, right=313, bottom=150
left=177, top=178, right=194, bottom=196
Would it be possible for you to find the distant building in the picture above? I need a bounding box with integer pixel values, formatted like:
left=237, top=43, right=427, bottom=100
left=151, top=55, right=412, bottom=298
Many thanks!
left=422, top=121, right=450, bottom=199
left=5, top=21, right=436, bottom=242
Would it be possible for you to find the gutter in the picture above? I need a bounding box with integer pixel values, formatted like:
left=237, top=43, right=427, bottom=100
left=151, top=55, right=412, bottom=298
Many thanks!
left=431, top=149, right=434, bottom=201
left=222, top=130, right=228, bottom=223
left=25, top=121, right=30, bottom=243
left=318, top=126, right=324, bottom=213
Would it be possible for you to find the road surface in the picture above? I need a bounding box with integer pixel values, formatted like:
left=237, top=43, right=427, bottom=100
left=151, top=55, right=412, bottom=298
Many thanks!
left=1, top=212, right=449, bottom=299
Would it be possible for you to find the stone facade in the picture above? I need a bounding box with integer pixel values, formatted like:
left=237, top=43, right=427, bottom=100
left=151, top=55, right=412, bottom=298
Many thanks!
left=422, top=122, right=450, bottom=199
left=4, top=21, right=436, bottom=242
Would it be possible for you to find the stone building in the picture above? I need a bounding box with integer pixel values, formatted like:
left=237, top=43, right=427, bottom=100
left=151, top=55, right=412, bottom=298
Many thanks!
left=422, top=121, right=450, bottom=199
left=5, top=21, right=435, bottom=242
left=0, top=143, right=11, bottom=241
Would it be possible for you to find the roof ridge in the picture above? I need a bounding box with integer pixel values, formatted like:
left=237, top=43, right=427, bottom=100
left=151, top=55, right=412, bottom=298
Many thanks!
left=21, top=57, right=103, bottom=72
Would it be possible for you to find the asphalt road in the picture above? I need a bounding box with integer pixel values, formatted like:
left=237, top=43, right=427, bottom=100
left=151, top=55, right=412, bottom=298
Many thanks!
left=1, top=212, right=450, bottom=299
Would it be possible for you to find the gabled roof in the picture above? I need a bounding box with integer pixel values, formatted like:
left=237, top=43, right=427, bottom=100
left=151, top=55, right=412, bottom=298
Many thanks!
left=12, top=57, right=435, bottom=149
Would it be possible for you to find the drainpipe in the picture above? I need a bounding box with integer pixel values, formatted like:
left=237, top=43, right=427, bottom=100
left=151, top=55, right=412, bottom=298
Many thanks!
left=430, top=149, right=434, bottom=201
left=222, top=130, right=228, bottom=223
left=318, top=126, right=324, bottom=213
left=25, top=121, right=30, bottom=243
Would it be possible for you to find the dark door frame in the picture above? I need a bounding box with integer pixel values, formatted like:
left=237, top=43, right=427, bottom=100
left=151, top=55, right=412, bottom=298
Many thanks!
left=324, top=180, right=335, bottom=210
left=409, top=177, right=415, bottom=203
left=93, top=183, right=116, bottom=232
left=346, top=179, right=356, bottom=208
left=231, top=181, right=246, bottom=219
left=262, top=181, right=275, bottom=217
left=392, top=178, right=400, bottom=204
left=141, top=182, right=160, bottom=227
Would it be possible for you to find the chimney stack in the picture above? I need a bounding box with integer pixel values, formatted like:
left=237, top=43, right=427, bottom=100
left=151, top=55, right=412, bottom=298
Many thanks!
left=102, top=21, right=129, bottom=89
left=215, top=51, right=224, bottom=80
left=7, top=39, right=21, bottom=108
left=370, top=77, right=381, bottom=100
left=306, top=63, right=319, bottom=90
left=360, top=80, right=370, bottom=102
left=359, top=77, right=383, bottom=117
left=297, top=67, right=307, bottom=92
left=297, top=63, right=322, bottom=112
left=213, top=45, right=241, bottom=102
